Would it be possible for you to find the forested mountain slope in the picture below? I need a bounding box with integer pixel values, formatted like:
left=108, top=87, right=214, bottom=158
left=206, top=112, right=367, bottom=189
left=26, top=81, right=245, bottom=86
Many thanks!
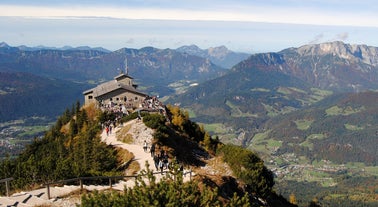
left=0, top=103, right=297, bottom=207
left=169, top=41, right=378, bottom=146
left=168, top=62, right=331, bottom=145
left=246, top=91, right=378, bottom=207
left=0, top=71, right=88, bottom=122
left=260, top=90, right=378, bottom=165
left=167, top=42, right=378, bottom=206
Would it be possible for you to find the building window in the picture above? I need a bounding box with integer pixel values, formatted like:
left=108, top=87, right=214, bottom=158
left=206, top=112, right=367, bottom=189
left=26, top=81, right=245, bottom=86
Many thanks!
left=88, top=96, right=93, bottom=99
left=110, top=98, right=113, bottom=101
left=124, top=97, right=127, bottom=102
left=116, top=97, right=119, bottom=101
left=135, top=97, right=138, bottom=100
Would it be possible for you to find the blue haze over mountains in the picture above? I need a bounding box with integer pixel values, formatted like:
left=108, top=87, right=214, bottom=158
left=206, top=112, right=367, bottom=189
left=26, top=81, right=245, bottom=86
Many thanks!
left=0, top=42, right=239, bottom=122
left=1, top=41, right=378, bottom=206
left=2, top=40, right=378, bottom=123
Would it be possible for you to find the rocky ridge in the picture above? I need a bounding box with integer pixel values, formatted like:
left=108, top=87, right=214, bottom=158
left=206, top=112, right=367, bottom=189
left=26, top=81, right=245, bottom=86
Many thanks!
left=233, top=41, right=378, bottom=92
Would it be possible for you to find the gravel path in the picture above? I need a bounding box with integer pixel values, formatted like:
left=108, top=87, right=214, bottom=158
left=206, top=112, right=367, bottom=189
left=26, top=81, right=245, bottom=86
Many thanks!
left=0, top=119, right=192, bottom=206
left=101, top=119, right=155, bottom=172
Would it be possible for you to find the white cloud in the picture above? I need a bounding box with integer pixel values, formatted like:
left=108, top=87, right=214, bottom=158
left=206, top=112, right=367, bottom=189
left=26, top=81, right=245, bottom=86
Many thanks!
left=1, top=4, right=378, bottom=27
left=1, top=2, right=378, bottom=52
left=334, top=32, right=349, bottom=41
left=309, top=33, right=325, bottom=44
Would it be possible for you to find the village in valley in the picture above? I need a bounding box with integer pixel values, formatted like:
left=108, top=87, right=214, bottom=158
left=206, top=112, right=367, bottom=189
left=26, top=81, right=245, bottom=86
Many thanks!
left=0, top=119, right=50, bottom=158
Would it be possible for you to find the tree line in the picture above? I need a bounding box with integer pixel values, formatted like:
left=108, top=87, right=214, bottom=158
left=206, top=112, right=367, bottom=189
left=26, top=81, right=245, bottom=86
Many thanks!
left=0, top=101, right=119, bottom=192
left=1, top=102, right=299, bottom=206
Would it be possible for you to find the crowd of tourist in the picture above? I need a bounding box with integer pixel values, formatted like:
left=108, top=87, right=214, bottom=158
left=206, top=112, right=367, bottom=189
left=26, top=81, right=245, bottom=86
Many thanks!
left=143, top=141, right=184, bottom=175
left=141, top=96, right=165, bottom=111
left=99, top=96, right=166, bottom=116
left=99, top=96, right=168, bottom=133
left=99, top=101, right=129, bottom=115
left=99, top=96, right=183, bottom=175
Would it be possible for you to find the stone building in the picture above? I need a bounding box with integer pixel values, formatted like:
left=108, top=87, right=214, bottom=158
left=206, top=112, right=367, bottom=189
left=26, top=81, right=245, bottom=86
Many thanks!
left=83, top=72, right=147, bottom=110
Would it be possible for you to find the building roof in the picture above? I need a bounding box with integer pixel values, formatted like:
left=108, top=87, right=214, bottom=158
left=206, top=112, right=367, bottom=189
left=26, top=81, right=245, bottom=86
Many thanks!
left=114, top=73, right=133, bottom=80
left=83, top=79, right=146, bottom=97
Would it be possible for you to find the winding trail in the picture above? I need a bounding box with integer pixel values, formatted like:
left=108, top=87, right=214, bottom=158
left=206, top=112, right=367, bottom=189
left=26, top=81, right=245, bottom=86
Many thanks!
left=0, top=119, right=191, bottom=206
left=100, top=119, right=164, bottom=191
left=101, top=119, right=155, bottom=174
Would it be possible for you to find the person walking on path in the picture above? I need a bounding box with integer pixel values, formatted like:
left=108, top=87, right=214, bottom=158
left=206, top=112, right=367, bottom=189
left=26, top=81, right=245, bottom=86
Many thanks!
left=106, top=126, right=109, bottom=136
left=143, top=140, right=148, bottom=152
left=159, top=159, right=164, bottom=174
left=153, top=155, right=159, bottom=171
left=150, top=143, right=155, bottom=157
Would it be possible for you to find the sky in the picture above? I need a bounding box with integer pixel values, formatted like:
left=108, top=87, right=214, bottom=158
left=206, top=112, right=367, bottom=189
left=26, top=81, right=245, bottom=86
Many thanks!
left=1, top=0, right=377, bottom=53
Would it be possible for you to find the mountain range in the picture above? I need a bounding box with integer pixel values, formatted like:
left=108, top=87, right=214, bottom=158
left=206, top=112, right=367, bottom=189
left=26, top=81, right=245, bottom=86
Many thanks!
left=243, top=41, right=378, bottom=92
left=2, top=40, right=378, bottom=143
left=2, top=40, right=378, bottom=142
left=0, top=42, right=232, bottom=97
left=1, top=41, right=378, bottom=206
left=171, top=41, right=378, bottom=134
left=167, top=41, right=378, bottom=206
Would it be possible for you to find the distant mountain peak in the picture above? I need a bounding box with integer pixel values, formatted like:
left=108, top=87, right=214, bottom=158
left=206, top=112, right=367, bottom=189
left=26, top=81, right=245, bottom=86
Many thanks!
left=293, top=41, right=378, bottom=66
left=176, top=45, right=250, bottom=68
left=7, top=43, right=111, bottom=53
left=0, top=42, right=10, bottom=48
left=180, top=44, right=202, bottom=50
left=234, top=41, right=378, bottom=92
left=176, top=45, right=207, bottom=57
left=207, top=45, right=230, bottom=58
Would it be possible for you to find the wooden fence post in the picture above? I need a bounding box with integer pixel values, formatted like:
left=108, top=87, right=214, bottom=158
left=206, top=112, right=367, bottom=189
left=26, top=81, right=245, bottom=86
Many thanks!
left=0, top=178, right=14, bottom=197
left=46, top=184, right=50, bottom=200
left=109, top=178, right=112, bottom=189
left=5, top=180, right=10, bottom=197
left=80, top=178, right=83, bottom=190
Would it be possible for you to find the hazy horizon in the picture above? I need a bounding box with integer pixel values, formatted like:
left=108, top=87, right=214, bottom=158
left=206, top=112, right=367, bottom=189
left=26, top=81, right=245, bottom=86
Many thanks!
left=1, top=1, right=377, bottom=53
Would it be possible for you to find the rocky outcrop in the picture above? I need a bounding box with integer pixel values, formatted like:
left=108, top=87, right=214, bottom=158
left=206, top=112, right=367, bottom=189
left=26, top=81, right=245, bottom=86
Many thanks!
left=234, top=41, right=378, bottom=92
left=294, top=41, right=378, bottom=66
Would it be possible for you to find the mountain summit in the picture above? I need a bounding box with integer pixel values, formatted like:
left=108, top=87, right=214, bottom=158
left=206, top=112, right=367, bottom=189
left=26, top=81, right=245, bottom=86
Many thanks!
left=176, top=45, right=250, bottom=68
left=0, top=42, right=10, bottom=48
left=234, top=41, right=378, bottom=92
left=292, top=41, right=378, bottom=66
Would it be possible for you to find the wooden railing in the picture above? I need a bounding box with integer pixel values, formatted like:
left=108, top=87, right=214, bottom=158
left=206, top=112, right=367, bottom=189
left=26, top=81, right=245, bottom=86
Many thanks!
left=0, top=177, right=13, bottom=197
left=45, top=175, right=127, bottom=200
left=45, top=170, right=192, bottom=199
left=1, top=170, right=193, bottom=199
